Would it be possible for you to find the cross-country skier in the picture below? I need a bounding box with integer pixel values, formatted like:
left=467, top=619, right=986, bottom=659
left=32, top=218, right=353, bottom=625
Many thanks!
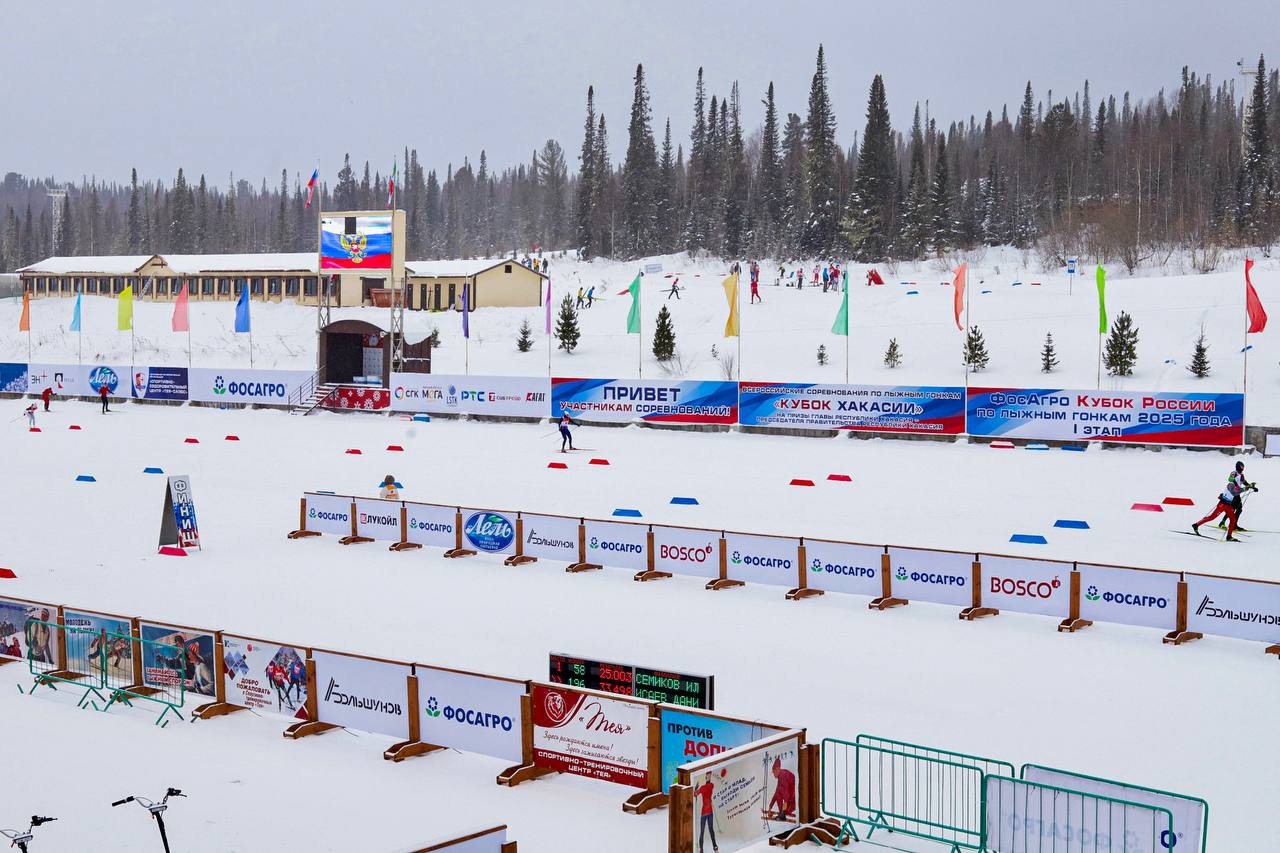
left=576, top=287, right=585, bottom=309
left=1192, top=468, right=1253, bottom=541
left=24, top=404, right=36, bottom=427
left=558, top=412, right=576, bottom=452
left=99, top=383, right=110, bottom=413
left=586, top=285, right=595, bottom=307
left=750, top=261, right=761, bottom=303
left=666, top=280, right=682, bottom=300
left=1218, top=461, right=1258, bottom=531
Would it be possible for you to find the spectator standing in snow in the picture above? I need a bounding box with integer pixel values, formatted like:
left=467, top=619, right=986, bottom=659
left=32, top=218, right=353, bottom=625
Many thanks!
left=99, top=383, right=110, bottom=413
left=586, top=286, right=595, bottom=308
left=576, top=287, right=585, bottom=309
left=379, top=475, right=400, bottom=500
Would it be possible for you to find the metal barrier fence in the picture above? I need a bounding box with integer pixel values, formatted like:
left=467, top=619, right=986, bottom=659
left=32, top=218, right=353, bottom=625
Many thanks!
left=24, top=620, right=108, bottom=708
left=822, top=737, right=987, bottom=851
left=102, top=630, right=186, bottom=726
left=856, top=735, right=1016, bottom=781
left=984, top=775, right=1173, bottom=853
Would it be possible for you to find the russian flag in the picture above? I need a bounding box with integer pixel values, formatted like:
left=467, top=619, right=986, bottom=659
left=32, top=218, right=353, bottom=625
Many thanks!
left=305, top=168, right=319, bottom=209
left=320, top=215, right=393, bottom=270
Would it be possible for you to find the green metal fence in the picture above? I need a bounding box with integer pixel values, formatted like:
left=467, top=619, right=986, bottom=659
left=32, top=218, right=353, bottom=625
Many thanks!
left=984, top=774, right=1174, bottom=853
left=856, top=735, right=1016, bottom=782
left=24, top=620, right=107, bottom=708
left=822, top=737, right=988, bottom=851
left=102, top=629, right=186, bottom=726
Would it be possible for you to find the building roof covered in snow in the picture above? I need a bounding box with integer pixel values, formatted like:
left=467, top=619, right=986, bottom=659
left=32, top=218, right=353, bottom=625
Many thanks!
left=405, top=258, right=548, bottom=279
left=18, top=255, right=157, bottom=275
left=163, top=253, right=317, bottom=274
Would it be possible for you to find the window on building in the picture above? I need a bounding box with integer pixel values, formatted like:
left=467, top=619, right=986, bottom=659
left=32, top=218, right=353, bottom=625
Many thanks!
left=286, top=277, right=299, bottom=297
left=268, top=277, right=281, bottom=295
left=172, top=279, right=183, bottom=295
left=218, top=278, right=230, bottom=296
left=201, top=277, right=213, bottom=296
left=251, top=277, right=263, bottom=296
left=304, top=277, right=317, bottom=297
left=70, top=277, right=80, bottom=293
left=505, top=264, right=512, bottom=273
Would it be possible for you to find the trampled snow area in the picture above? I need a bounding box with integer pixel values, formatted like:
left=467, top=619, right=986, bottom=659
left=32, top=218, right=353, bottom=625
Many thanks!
left=3, top=249, right=1278, bottom=423
left=2, top=402, right=1278, bottom=850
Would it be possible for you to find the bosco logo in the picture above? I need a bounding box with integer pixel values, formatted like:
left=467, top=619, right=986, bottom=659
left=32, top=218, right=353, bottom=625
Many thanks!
left=659, top=543, right=713, bottom=563
left=463, top=512, right=514, bottom=552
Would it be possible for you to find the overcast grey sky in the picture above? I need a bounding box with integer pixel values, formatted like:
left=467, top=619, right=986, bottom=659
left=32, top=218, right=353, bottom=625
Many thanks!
left=3, top=0, right=1274, bottom=187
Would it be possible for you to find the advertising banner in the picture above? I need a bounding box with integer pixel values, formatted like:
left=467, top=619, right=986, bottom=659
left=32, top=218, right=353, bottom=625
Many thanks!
left=304, top=493, right=354, bottom=537
left=459, top=508, right=517, bottom=556
left=530, top=683, right=651, bottom=787
left=221, top=635, right=308, bottom=720
left=62, top=610, right=132, bottom=679
left=403, top=503, right=457, bottom=550
left=723, top=532, right=801, bottom=587
left=312, top=650, right=410, bottom=738
left=967, top=387, right=1245, bottom=447
left=886, top=547, right=974, bottom=607
left=686, top=734, right=802, bottom=852
left=418, top=667, right=524, bottom=762
left=984, top=776, right=1171, bottom=853
left=738, top=382, right=965, bottom=434
left=0, top=362, right=27, bottom=393
left=160, top=475, right=200, bottom=550
left=390, top=373, right=550, bottom=418
left=1077, top=565, right=1179, bottom=631
left=188, top=368, right=312, bottom=405
left=583, top=519, right=649, bottom=571
left=28, top=363, right=127, bottom=398
left=652, top=526, right=721, bottom=580
left=0, top=599, right=56, bottom=663
left=552, top=377, right=738, bottom=424
left=659, top=708, right=782, bottom=793
left=327, top=386, right=390, bottom=410
left=129, top=366, right=189, bottom=401
left=1185, top=573, right=1280, bottom=644
left=802, top=539, right=883, bottom=597
left=139, top=623, right=217, bottom=698
left=1021, top=765, right=1205, bottom=853
left=355, top=497, right=402, bottom=542
left=980, top=555, right=1071, bottom=618
left=518, top=513, right=581, bottom=563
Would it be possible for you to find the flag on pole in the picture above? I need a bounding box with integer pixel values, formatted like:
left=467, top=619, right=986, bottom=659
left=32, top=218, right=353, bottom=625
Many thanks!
left=70, top=294, right=81, bottom=332
left=462, top=280, right=470, bottom=339
left=952, top=263, right=967, bottom=331
left=1245, top=258, right=1268, bottom=334
left=234, top=285, right=251, bottom=333
left=722, top=273, right=740, bottom=337
left=19, top=290, right=30, bottom=332
left=831, top=279, right=849, bottom=336
left=117, top=284, right=134, bottom=331
left=625, top=273, right=641, bottom=334
left=1095, top=265, right=1108, bottom=333
left=545, top=277, right=552, bottom=334
left=172, top=281, right=190, bottom=332
left=387, top=159, right=398, bottom=208
left=305, top=168, right=319, bottom=209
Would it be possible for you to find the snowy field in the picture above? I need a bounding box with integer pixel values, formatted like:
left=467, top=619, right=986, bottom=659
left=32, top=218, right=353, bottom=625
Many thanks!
left=3, top=249, right=1278, bottom=424
left=2, top=402, right=1278, bottom=850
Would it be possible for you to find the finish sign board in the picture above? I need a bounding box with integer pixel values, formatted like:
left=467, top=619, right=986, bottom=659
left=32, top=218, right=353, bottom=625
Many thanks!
left=549, top=652, right=714, bottom=709
left=159, top=475, right=200, bottom=550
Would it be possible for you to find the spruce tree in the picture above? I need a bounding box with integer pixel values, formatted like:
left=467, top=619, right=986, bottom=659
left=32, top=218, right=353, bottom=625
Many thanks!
left=1103, top=311, right=1140, bottom=376
left=963, top=325, right=990, bottom=371
left=780, top=112, right=807, bottom=250
left=1187, top=325, right=1211, bottom=378
left=652, top=304, right=676, bottom=361
left=127, top=168, right=142, bottom=252
left=1236, top=55, right=1275, bottom=245
left=723, top=82, right=749, bottom=257
left=756, top=82, right=784, bottom=250
left=1040, top=333, right=1059, bottom=373
left=657, top=119, right=678, bottom=253
left=335, top=154, right=357, bottom=210
left=516, top=317, right=534, bottom=353
left=884, top=338, right=902, bottom=368
left=802, top=46, right=839, bottom=255
left=843, top=75, right=897, bottom=261
left=897, top=105, right=930, bottom=259
left=622, top=65, right=659, bottom=258
left=170, top=167, right=191, bottom=252
left=555, top=293, right=581, bottom=353
left=927, top=134, right=953, bottom=253
left=685, top=68, right=709, bottom=252
left=816, top=344, right=828, bottom=366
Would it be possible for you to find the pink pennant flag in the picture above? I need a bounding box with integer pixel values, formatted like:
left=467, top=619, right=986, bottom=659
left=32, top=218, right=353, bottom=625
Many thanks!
left=1246, top=258, right=1267, bottom=334
left=172, top=281, right=190, bottom=332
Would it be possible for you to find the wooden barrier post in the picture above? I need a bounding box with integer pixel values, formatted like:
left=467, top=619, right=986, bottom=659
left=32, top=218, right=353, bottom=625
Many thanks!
left=786, top=541, right=823, bottom=600
left=283, top=655, right=339, bottom=739
left=706, top=535, right=743, bottom=591
left=1162, top=577, right=1203, bottom=645
left=1265, top=643, right=1280, bottom=659
left=385, top=671, right=446, bottom=761
left=497, top=691, right=556, bottom=786
left=505, top=516, right=537, bottom=566
left=444, top=509, right=477, bottom=559
left=287, top=496, right=321, bottom=539
left=567, top=520, right=601, bottom=573
left=634, top=528, right=671, bottom=582
left=959, top=557, right=999, bottom=621
left=1057, top=568, right=1093, bottom=633
left=869, top=550, right=907, bottom=610
left=193, top=631, right=248, bottom=720
left=338, top=499, right=373, bottom=546
left=623, top=713, right=669, bottom=813
left=771, top=742, right=843, bottom=848
left=667, top=783, right=693, bottom=853
left=390, top=504, right=422, bottom=552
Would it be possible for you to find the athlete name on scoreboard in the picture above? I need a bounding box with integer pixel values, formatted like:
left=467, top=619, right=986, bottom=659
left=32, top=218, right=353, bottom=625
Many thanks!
left=548, top=652, right=714, bottom=709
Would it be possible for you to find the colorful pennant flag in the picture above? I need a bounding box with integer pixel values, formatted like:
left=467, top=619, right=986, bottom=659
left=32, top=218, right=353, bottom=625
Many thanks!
left=831, top=279, right=849, bottom=336
left=234, top=285, right=251, bottom=333
left=625, top=273, right=641, bottom=334
left=1246, top=258, right=1268, bottom=334
left=70, top=293, right=81, bottom=332
left=19, top=290, right=30, bottom=332
left=173, top=281, right=190, bottom=332
left=952, top=263, right=967, bottom=331
left=722, top=273, right=740, bottom=337
left=1096, top=265, right=1108, bottom=333
left=117, top=283, right=134, bottom=331
left=387, top=159, right=398, bottom=208
left=305, top=168, right=319, bottom=209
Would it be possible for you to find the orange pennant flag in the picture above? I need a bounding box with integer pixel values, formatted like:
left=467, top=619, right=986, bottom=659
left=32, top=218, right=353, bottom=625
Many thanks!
left=18, top=290, right=30, bottom=332
left=952, top=263, right=967, bottom=331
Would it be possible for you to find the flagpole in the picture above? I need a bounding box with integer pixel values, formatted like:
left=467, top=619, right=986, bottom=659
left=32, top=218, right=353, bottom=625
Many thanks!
left=546, top=277, right=552, bottom=377
left=736, top=269, right=742, bottom=380
left=638, top=269, right=643, bottom=380
left=1242, top=264, right=1249, bottom=450
left=844, top=262, right=850, bottom=384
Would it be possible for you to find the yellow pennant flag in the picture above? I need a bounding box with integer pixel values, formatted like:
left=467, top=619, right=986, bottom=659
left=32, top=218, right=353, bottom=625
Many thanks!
left=722, top=272, right=740, bottom=337
left=117, top=283, right=134, bottom=331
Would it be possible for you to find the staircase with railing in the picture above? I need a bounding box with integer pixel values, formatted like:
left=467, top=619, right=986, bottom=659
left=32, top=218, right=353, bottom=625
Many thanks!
left=288, top=370, right=339, bottom=416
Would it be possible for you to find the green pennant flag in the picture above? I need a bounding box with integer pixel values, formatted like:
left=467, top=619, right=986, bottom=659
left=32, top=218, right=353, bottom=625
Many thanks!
left=1095, top=265, right=1107, bottom=333
left=625, top=273, right=641, bottom=334
left=831, top=280, right=849, bottom=336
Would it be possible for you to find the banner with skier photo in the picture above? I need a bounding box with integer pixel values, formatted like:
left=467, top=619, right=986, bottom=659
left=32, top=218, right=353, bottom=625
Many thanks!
left=62, top=610, right=133, bottom=681
left=966, top=387, right=1245, bottom=447
left=221, top=635, right=309, bottom=721
left=0, top=598, right=56, bottom=663
left=139, top=623, right=218, bottom=698
left=738, top=382, right=965, bottom=434
left=552, top=377, right=738, bottom=424
left=684, top=731, right=802, bottom=853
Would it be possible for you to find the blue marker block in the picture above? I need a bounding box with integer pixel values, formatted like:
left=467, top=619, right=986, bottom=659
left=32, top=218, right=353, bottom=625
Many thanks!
left=1010, top=534, right=1047, bottom=545
left=612, top=508, right=643, bottom=518
left=1011, top=281, right=1023, bottom=287
left=670, top=497, right=699, bottom=505
left=981, top=289, right=992, bottom=294
left=75, top=475, right=96, bottom=483
left=412, top=414, right=431, bottom=422
left=1026, top=443, right=1049, bottom=451
left=143, top=467, right=164, bottom=474
left=1061, top=445, right=1086, bottom=452
left=1054, top=520, right=1090, bottom=530
left=905, top=290, right=919, bottom=295
left=315, top=490, right=336, bottom=495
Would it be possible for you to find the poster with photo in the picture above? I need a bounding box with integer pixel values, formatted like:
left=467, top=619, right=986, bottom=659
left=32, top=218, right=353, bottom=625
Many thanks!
left=62, top=610, right=132, bottom=681
left=687, top=734, right=802, bottom=853
left=0, top=599, right=56, bottom=664
left=222, top=635, right=308, bottom=720
left=139, top=624, right=217, bottom=698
